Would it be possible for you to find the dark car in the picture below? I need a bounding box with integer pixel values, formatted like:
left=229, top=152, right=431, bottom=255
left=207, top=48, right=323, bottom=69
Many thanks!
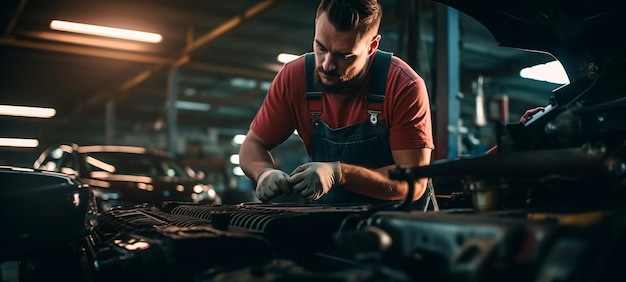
left=0, top=165, right=97, bottom=260
left=33, top=144, right=221, bottom=211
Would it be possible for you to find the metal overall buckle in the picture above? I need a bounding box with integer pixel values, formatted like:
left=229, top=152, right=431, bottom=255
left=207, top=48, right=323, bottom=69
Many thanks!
left=368, top=110, right=380, bottom=125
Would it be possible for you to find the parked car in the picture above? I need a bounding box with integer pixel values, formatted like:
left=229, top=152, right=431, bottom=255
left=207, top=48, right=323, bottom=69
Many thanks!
left=0, top=165, right=97, bottom=260
left=33, top=144, right=221, bottom=212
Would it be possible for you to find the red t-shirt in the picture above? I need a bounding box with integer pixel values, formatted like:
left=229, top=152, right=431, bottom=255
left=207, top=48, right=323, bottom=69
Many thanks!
left=250, top=51, right=434, bottom=157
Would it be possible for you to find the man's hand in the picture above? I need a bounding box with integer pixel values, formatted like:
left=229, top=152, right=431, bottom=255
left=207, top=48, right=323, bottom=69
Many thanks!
left=289, top=162, right=341, bottom=201
left=255, top=168, right=291, bottom=202
left=520, top=106, right=545, bottom=124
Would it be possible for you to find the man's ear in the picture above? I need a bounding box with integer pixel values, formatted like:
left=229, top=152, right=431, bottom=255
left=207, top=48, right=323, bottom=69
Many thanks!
left=368, top=34, right=381, bottom=55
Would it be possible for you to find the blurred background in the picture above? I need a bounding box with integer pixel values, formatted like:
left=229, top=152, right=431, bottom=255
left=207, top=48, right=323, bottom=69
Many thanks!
left=0, top=0, right=563, bottom=198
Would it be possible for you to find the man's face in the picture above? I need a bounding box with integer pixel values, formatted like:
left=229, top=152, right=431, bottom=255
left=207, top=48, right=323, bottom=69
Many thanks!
left=313, top=12, right=378, bottom=93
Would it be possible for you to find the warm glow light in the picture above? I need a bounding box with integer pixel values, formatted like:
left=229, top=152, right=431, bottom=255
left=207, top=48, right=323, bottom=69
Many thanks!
left=0, top=105, right=56, bottom=118
left=277, top=53, right=299, bottom=64
left=25, top=31, right=151, bottom=51
left=520, top=60, right=570, bottom=84
left=90, top=173, right=153, bottom=183
left=85, top=178, right=111, bottom=188
left=79, top=146, right=147, bottom=154
left=50, top=20, right=162, bottom=43
left=0, top=138, right=39, bottom=148
left=86, top=156, right=116, bottom=173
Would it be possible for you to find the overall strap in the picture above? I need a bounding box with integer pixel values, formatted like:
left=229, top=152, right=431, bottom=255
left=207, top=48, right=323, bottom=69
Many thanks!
left=366, top=50, right=392, bottom=125
left=305, top=50, right=393, bottom=124
left=305, top=52, right=323, bottom=118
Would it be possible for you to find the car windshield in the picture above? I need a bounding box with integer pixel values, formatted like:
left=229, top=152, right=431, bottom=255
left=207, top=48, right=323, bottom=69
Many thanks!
left=82, top=152, right=192, bottom=178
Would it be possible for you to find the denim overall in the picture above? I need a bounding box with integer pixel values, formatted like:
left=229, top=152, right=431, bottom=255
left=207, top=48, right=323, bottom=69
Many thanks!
left=304, top=50, right=395, bottom=205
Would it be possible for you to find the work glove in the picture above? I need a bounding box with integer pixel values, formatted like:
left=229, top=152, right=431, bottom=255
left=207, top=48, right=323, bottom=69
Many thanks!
left=289, top=161, right=341, bottom=201
left=255, top=168, right=291, bottom=202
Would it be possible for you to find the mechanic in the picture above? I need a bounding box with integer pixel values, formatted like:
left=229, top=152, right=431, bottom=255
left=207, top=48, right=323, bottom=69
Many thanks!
left=239, top=0, right=434, bottom=204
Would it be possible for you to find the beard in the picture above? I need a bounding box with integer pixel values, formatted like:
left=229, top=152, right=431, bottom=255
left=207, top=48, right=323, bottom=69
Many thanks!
left=313, top=65, right=367, bottom=93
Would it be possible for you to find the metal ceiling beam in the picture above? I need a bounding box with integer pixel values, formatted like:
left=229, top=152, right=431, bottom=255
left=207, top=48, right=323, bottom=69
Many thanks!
left=0, top=38, right=178, bottom=65
left=96, top=0, right=285, bottom=107
left=3, top=0, right=27, bottom=37
left=185, top=62, right=277, bottom=81
left=0, top=38, right=277, bottom=80
left=0, top=0, right=285, bottom=139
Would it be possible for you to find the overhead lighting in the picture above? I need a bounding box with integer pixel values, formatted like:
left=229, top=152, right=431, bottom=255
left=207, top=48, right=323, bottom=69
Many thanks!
left=85, top=156, right=116, bottom=173
left=230, top=77, right=257, bottom=89
left=229, top=154, right=240, bottom=165
left=0, top=105, right=56, bottom=118
left=175, top=101, right=211, bottom=111
left=50, top=20, right=162, bottom=43
left=520, top=60, right=570, bottom=84
left=232, top=134, right=246, bottom=145
left=0, top=138, right=39, bottom=148
left=232, top=166, right=245, bottom=176
left=24, top=31, right=151, bottom=52
left=277, top=53, right=299, bottom=64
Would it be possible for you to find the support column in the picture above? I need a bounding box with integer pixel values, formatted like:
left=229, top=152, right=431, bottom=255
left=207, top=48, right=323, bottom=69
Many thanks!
left=167, top=68, right=179, bottom=156
left=105, top=100, right=115, bottom=145
left=434, top=4, right=460, bottom=161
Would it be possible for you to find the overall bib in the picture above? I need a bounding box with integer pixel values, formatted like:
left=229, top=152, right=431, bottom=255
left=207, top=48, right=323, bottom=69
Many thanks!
left=304, top=50, right=395, bottom=205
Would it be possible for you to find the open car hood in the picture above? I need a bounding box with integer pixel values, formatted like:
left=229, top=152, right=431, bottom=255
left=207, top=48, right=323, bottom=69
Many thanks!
left=434, top=0, right=626, bottom=83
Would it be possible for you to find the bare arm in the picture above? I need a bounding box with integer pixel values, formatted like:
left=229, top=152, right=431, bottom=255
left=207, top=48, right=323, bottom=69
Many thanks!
left=339, top=148, right=432, bottom=201
left=239, top=129, right=278, bottom=182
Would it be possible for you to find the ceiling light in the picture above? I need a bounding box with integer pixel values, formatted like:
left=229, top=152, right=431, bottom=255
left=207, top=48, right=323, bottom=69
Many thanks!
left=277, top=53, right=299, bottom=64
left=520, top=60, right=570, bottom=84
left=175, top=101, right=211, bottom=111
left=0, top=105, right=56, bottom=118
left=230, top=77, right=257, bottom=89
left=232, top=134, right=246, bottom=145
left=232, top=166, right=245, bottom=176
left=0, top=138, right=39, bottom=148
left=25, top=31, right=151, bottom=51
left=229, top=154, right=240, bottom=165
left=50, top=20, right=162, bottom=43
left=260, top=81, right=271, bottom=91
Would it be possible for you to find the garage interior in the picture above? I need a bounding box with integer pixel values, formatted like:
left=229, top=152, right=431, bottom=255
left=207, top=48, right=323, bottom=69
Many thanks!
left=0, top=0, right=559, bottom=173
left=2, top=1, right=626, bottom=281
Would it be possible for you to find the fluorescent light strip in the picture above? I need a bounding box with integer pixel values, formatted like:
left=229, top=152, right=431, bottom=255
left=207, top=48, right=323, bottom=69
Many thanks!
left=26, top=31, right=150, bottom=52
left=0, top=105, right=56, bottom=118
left=0, top=138, right=39, bottom=148
left=50, top=20, right=162, bottom=43
left=175, top=101, right=211, bottom=111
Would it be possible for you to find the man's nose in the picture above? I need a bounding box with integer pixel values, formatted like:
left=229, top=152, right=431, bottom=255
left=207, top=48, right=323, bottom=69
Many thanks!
left=321, top=53, right=336, bottom=72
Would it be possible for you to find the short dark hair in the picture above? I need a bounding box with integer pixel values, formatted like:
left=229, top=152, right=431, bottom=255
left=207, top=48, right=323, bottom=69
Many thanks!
left=316, top=0, right=382, bottom=35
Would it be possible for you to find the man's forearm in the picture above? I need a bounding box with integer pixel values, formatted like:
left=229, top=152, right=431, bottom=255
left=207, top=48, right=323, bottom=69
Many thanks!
left=239, top=138, right=277, bottom=181
left=338, top=163, right=427, bottom=201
